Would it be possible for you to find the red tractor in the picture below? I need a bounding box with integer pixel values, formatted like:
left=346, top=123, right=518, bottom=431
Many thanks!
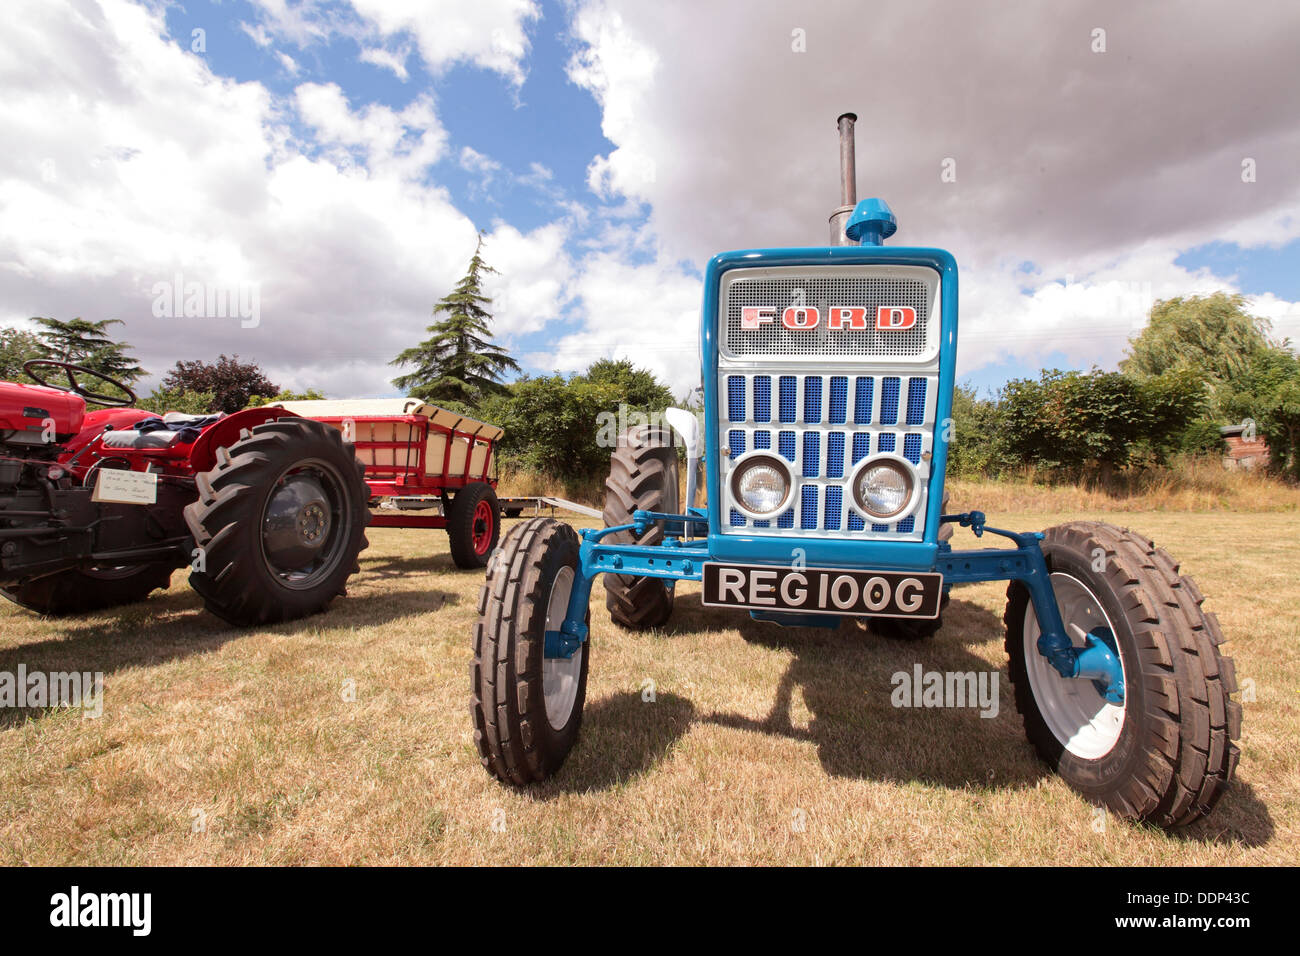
left=0, top=360, right=371, bottom=625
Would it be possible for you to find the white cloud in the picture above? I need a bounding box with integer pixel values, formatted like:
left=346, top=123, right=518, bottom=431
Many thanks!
left=347, top=0, right=540, bottom=84
left=0, top=0, right=483, bottom=399
left=359, top=45, right=410, bottom=81
left=239, top=20, right=273, bottom=48
left=275, top=51, right=300, bottom=76
left=532, top=253, right=701, bottom=398
left=247, top=0, right=541, bottom=84
left=564, top=0, right=1300, bottom=381
left=294, top=81, right=445, bottom=179
left=481, top=221, right=574, bottom=337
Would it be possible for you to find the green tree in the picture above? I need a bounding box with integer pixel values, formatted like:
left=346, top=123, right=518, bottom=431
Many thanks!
left=477, top=359, right=678, bottom=486
left=136, top=388, right=218, bottom=416
left=0, top=326, right=48, bottom=383
left=945, top=384, right=1006, bottom=478
left=30, top=317, right=145, bottom=383
left=160, top=354, right=278, bottom=413
left=484, top=374, right=621, bottom=479
left=1134, top=366, right=1208, bottom=462
left=1258, top=373, right=1300, bottom=480
left=391, top=237, right=520, bottom=407
left=247, top=388, right=327, bottom=407
left=583, top=357, right=675, bottom=411
left=1220, top=345, right=1300, bottom=480
left=1121, top=293, right=1271, bottom=416
left=1000, top=369, right=1146, bottom=480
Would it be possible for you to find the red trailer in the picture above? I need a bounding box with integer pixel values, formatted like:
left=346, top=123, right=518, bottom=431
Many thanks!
left=274, top=398, right=504, bottom=568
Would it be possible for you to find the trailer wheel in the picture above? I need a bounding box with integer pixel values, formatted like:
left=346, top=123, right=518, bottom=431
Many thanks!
left=603, top=424, right=678, bottom=630
left=184, top=417, right=370, bottom=626
left=1, top=563, right=174, bottom=615
left=447, top=482, right=500, bottom=569
left=1004, top=521, right=1241, bottom=828
left=471, top=517, right=589, bottom=785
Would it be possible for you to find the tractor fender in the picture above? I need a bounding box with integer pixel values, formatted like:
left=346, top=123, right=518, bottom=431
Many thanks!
left=188, top=406, right=300, bottom=473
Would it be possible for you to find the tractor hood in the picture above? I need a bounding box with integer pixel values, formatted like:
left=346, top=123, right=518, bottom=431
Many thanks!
left=0, top=380, right=85, bottom=442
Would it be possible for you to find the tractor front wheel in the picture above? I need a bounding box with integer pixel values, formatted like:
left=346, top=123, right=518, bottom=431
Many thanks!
left=1004, top=521, right=1241, bottom=828
left=471, top=517, right=589, bottom=785
left=183, top=417, right=370, bottom=626
left=446, top=482, right=500, bottom=569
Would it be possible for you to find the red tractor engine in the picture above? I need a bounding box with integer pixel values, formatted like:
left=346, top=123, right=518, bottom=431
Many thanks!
left=0, top=361, right=370, bottom=625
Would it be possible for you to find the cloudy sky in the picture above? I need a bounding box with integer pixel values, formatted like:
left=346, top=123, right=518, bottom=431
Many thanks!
left=1, top=0, right=1297, bottom=400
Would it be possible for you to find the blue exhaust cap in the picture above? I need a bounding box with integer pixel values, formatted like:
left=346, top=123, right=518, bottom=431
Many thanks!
left=845, top=198, right=897, bottom=246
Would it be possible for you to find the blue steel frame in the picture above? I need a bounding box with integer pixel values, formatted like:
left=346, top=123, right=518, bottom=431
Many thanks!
left=545, top=209, right=1124, bottom=703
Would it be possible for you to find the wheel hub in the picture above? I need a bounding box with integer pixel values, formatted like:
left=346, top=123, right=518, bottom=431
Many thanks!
left=1024, top=572, right=1128, bottom=759
left=542, top=566, right=583, bottom=730
left=264, top=472, right=333, bottom=571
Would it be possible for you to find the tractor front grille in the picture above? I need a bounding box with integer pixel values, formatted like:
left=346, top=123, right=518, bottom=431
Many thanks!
left=720, top=372, right=936, bottom=539
left=721, top=265, right=938, bottom=360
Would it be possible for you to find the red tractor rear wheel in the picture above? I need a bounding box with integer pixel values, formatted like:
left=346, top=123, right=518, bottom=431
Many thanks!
left=184, top=417, right=370, bottom=626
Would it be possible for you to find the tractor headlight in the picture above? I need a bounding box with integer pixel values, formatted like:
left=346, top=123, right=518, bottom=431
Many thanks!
left=731, top=454, right=793, bottom=518
left=853, top=458, right=915, bottom=520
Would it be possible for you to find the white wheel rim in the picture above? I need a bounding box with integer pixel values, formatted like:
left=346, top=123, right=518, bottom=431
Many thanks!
left=1023, top=572, right=1127, bottom=760
left=542, top=566, right=583, bottom=731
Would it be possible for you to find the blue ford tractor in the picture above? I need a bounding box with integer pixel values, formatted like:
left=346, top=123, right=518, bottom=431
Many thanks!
left=471, top=114, right=1241, bottom=828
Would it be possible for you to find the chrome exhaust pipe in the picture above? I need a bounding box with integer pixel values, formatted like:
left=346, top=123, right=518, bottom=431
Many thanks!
left=828, top=112, right=858, bottom=246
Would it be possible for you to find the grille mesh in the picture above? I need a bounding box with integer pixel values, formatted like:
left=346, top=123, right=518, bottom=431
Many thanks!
left=724, top=273, right=931, bottom=358
left=754, top=376, right=771, bottom=422
left=829, top=376, right=848, bottom=424
left=906, top=377, right=927, bottom=426
left=880, top=377, right=900, bottom=425
left=827, top=432, right=845, bottom=478
left=722, top=372, right=935, bottom=538
left=854, top=377, right=873, bottom=424
left=804, top=377, right=823, bottom=423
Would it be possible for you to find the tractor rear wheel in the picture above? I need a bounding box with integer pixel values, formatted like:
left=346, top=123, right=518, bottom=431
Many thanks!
left=603, top=424, right=678, bottom=630
left=184, top=417, right=370, bottom=627
left=1004, top=521, right=1241, bottom=828
left=446, top=482, right=500, bottom=569
left=1, top=563, right=174, bottom=615
left=471, top=517, right=589, bottom=785
left=869, top=592, right=950, bottom=641
left=868, top=491, right=952, bottom=641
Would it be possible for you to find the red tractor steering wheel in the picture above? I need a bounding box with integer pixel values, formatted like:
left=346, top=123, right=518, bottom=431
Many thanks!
left=23, top=360, right=137, bottom=408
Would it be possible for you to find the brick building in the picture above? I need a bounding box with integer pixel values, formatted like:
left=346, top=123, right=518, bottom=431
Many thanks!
left=1219, top=424, right=1271, bottom=469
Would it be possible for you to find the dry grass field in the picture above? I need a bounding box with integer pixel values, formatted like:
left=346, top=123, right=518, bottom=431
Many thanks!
left=0, top=497, right=1295, bottom=865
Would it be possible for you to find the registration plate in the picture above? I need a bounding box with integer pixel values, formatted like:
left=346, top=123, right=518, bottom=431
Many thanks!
left=701, top=562, right=943, bottom=619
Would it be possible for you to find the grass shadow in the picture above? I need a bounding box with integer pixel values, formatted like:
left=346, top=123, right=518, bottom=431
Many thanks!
left=358, top=553, right=485, bottom=576
left=1164, top=782, right=1274, bottom=848
left=0, top=582, right=455, bottom=730
left=700, top=599, right=1045, bottom=792
left=533, top=690, right=695, bottom=797
left=674, top=592, right=1272, bottom=843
